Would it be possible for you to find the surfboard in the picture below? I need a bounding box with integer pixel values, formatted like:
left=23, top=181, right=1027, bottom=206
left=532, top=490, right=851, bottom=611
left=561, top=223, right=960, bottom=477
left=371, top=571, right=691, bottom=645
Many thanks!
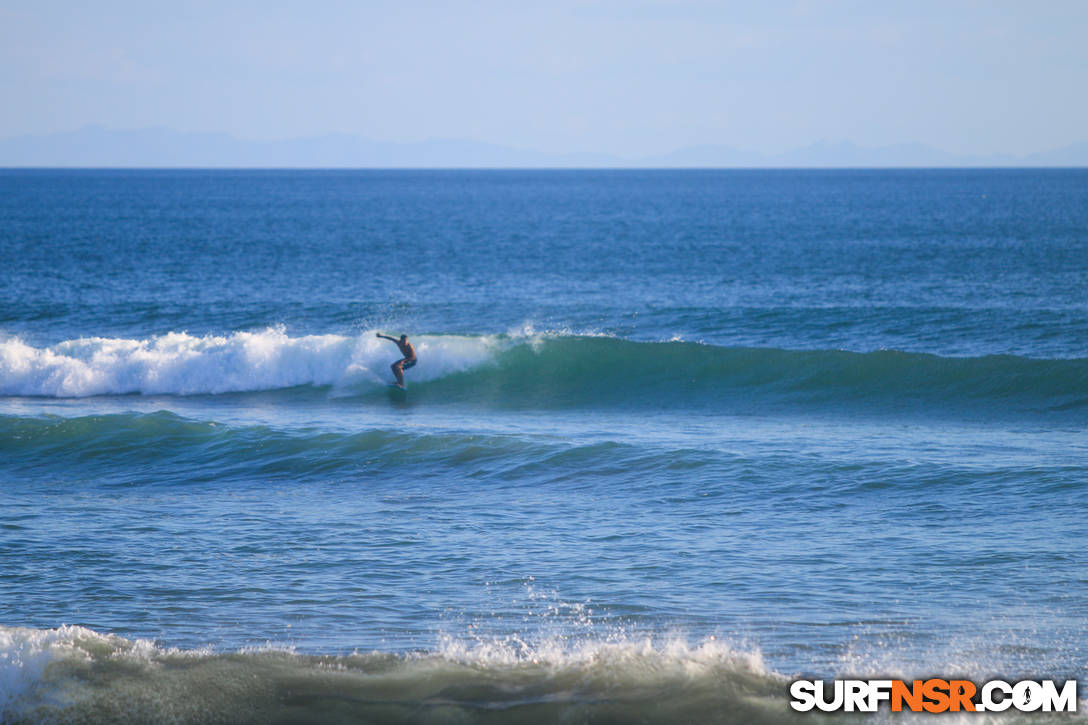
left=388, top=383, right=406, bottom=392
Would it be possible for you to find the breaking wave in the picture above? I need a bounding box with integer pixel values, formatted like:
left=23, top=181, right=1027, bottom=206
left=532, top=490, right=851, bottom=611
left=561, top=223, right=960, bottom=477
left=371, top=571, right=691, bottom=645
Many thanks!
left=0, top=625, right=796, bottom=725
left=1, top=328, right=1085, bottom=417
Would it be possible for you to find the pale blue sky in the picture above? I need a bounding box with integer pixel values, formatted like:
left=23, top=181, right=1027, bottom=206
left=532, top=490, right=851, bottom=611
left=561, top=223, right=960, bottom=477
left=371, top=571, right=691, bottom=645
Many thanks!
left=2, top=0, right=1085, bottom=156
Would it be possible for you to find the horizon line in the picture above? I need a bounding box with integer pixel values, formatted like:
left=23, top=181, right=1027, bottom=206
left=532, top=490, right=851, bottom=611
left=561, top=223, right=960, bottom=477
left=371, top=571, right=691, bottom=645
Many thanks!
left=3, top=165, right=1088, bottom=171
left=2, top=126, right=1087, bottom=165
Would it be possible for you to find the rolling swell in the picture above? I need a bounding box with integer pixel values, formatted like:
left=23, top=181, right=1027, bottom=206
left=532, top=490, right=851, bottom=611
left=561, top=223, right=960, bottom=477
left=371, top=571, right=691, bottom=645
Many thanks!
left=1, top=411, right=765, bottom=489
left=0, top=412, right=564, bottom=483
left=4, top=411, right=1078, bottom=492
left=1, top=329, right=1085, bottom=417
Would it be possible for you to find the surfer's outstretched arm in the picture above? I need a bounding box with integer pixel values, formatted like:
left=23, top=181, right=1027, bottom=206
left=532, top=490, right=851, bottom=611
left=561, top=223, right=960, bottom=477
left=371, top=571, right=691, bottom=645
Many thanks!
left=376, top=333, right=396, bottom=341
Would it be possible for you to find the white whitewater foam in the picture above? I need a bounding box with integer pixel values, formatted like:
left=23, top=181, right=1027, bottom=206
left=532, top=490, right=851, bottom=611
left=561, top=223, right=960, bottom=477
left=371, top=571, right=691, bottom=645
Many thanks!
left=432, top=631, right=773, bottom=679
left=0, top=625, right=73, bottom=712
left=0, top=624, right=159, bottom=713
left=0, top=328, right=499, bottom=397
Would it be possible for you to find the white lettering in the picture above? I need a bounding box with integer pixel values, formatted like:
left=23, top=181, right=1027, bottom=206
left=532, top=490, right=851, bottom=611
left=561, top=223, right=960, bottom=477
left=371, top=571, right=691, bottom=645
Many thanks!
left=1039, top=680, right=1077, bottom=713
left=789, top=680, right=817, bottom=712
left=980, top=680, right=1012, bottom=712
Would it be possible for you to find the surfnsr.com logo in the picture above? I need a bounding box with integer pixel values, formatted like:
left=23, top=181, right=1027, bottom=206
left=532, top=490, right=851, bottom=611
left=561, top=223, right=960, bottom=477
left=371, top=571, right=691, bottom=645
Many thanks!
left=790, top=679, right=1078, bottom=713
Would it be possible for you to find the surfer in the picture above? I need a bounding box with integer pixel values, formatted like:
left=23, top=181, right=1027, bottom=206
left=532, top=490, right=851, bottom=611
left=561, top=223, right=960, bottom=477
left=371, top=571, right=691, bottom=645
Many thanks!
left=376, top=333, right=416, bottom=388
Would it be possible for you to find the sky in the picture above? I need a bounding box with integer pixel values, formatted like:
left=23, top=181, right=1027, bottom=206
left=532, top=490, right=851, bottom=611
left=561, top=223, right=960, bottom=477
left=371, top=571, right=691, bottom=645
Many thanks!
left=1, top=0, right=1086, bottom=157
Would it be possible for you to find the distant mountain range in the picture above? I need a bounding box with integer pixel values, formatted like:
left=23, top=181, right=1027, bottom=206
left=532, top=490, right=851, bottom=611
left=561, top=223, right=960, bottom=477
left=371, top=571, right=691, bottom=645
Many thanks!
left=2, top=125, right=1087, bottom=168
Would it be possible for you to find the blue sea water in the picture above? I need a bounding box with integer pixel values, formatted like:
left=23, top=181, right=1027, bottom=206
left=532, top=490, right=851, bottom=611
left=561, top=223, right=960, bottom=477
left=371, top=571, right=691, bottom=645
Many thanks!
left=1, top=168, right=1087, bottom=723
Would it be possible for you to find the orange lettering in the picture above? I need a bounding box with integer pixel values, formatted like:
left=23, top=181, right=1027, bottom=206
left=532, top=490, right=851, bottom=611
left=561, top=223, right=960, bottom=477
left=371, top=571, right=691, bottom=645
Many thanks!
left=892, top=680, right=924, bottom=712
left=949, top=680, right=976, bottom=712
left=922, top=679, right=950, bottom=713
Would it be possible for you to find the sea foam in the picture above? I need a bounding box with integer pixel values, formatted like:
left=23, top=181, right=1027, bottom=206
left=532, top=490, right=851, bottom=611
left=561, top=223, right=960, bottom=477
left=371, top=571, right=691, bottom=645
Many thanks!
left=0, top=327, right=496, bottom=397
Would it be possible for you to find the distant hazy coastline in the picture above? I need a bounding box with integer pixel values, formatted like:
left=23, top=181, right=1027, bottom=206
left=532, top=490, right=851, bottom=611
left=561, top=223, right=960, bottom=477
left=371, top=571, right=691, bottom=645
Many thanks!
left=3, top=125, right=1087, bottom=168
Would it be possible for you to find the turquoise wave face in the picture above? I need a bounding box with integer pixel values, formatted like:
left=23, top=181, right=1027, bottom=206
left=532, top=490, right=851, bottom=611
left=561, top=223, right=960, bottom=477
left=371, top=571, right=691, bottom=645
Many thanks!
left=423, top=337, right=1088, bottom=417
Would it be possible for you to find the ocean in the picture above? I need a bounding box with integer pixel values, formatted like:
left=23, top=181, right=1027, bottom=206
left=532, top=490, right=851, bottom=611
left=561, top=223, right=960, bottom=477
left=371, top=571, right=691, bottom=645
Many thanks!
left=1, top=168, right=1086, bottom=723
